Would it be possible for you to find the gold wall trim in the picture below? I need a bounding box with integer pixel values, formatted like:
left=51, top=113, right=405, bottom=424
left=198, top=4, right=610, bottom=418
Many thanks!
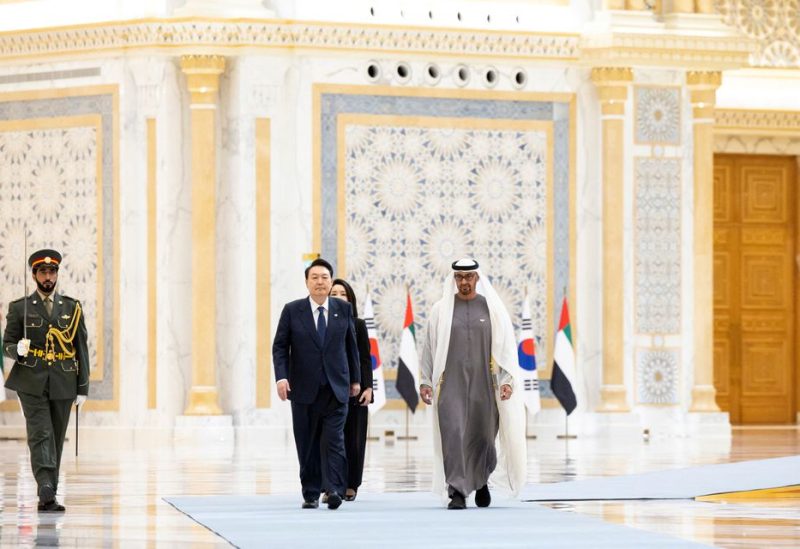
left=696, top=485, right=800, bottom=503
left=147, top=118, right=157, bottom=410
left=716, top=108, right=800, bottom=137
left=256, top=118, right=271, bottom=409
left=581, top=33, right=753, bottom=70
left=0, top=17, right=579, bottom=63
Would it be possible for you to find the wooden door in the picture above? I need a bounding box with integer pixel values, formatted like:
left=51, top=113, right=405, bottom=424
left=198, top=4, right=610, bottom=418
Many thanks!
left=713, top=154, right=796, bottom=424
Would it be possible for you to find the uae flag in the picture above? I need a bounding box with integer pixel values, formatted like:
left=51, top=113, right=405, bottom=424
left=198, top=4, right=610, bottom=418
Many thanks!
left=363, top=291, right=387, bottom=414
left=395, top=291, right=420, bottom=412
left=517, top=297, right=541, bottom=414
left=551, top=296, right=577, bottom=415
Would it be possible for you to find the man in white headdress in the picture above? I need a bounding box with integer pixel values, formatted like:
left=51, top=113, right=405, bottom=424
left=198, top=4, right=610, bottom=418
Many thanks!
left=419, top=258, right=527, bottom=509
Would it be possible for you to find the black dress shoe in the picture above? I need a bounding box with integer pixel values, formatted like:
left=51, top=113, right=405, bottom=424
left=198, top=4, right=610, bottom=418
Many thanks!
left=475, top=484, right=491, bottom=508
left=301, top=500, right=319, bottom=509
left=344, top=489, right=357, bottom=502
left=447, top=491, right=466, bottom=510
left=38, top=500, right=65, bottom=512
left=327, top=492, right=343, bottom=510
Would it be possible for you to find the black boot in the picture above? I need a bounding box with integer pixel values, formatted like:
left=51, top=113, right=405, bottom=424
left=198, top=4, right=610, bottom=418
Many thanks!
left=475, top=484, right=491, bottom=508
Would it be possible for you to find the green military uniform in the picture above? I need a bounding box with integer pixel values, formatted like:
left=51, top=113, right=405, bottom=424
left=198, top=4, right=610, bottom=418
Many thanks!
left=2, top=250, right=89, bottom=511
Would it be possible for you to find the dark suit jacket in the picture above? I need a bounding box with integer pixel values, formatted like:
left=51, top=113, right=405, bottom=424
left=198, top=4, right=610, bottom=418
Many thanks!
left=354, top=318, right=373, bottom=403
left=272, top=297, right=360, bottom=404
left=2, top=291, right=90, bottom=399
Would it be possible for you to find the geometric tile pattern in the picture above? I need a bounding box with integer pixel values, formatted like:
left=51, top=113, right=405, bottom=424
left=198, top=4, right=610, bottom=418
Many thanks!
left=634, top=157, right=682, bottom=335
left=634, top=87, right=681, bottom=145
left=343, top=119, right=549, bottom=379
left=636, top=347, right=680, bottom=405
left=0, top=89, right=116, bottom=403
left=0, top=125, right=99, bottom=373
left=716, top=0, right=800, bottom=67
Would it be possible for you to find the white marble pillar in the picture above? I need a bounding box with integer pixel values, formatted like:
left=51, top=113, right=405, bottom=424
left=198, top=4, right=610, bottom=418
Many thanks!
left=123, top=59, right=167, bottom=426
left=157, top=59, right=194, bottom=426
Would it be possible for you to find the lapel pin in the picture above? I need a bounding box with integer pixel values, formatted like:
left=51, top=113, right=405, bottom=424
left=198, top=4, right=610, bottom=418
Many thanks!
left=59, top=301, right=63, bottom=305
left=334, top=313, right=338, bottom=317
left=61, top=314, right=70, bottom=319
left=32, top=300, right=37, bottom=304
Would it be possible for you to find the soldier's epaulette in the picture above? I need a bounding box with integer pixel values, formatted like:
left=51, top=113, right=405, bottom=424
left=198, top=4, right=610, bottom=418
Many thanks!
left=9, top=296, right=26, bottom=305
left=59, top=295, right=78, bottom=303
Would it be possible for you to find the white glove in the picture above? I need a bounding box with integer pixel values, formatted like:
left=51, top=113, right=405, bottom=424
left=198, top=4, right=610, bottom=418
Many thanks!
left=75, top=395, right=87, bottom=407
left=16, top=339, right=30, bottom=357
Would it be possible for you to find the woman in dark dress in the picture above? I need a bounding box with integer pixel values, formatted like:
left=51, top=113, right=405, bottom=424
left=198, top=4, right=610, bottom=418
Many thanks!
left=330, top=278, right=373, bottom=501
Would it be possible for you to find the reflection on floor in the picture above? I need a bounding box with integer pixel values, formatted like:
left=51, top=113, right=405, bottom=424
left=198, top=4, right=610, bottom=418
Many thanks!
left=0, top=426, right=797, bottom=547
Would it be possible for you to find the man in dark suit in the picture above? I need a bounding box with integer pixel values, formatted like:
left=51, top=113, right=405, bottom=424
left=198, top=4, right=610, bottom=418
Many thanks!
left=272, top=258, right=360, bottom=510
left=2, top=249, right=90, bottom=512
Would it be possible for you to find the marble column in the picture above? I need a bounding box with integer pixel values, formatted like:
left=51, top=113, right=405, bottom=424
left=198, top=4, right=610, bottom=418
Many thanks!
left=688, top=70, right=722, bottom=413
left=591, top=67, right=633, bottom=413
left=129, top=59, right=166, bottom=416
left=180, top=54, right=226, bottom=415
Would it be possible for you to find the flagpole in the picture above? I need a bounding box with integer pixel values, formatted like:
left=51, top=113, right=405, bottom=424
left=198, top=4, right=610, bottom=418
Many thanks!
left=556, top=411, right=576, bottom=440
left=554, top=287, right=576, bottom=440
left=398, top=406, right=417, bottom=441
left=397, top=284, right=418, bottom=441
left=367, top=423, right=379, bottom=442
left=364, top=282, right=380, bottom=442
left=525, top=410, right=537, bottom=440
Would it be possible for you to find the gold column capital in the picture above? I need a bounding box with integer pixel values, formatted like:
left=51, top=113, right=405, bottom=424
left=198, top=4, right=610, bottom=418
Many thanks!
left=591, top=67, right=633, bottom=116
left=179, top=54, right=226, bottom=74
left=687, top=71, right=721, bottom=120
left=686, top=70, right=722, bottom=89
left=180, top=55, right=226, bottom=107
left=591, top=66, right=634, bottom=85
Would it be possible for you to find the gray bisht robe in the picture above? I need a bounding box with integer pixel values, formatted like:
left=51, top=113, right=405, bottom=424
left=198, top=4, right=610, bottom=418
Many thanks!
left=437, top=294, right=511, bottom=497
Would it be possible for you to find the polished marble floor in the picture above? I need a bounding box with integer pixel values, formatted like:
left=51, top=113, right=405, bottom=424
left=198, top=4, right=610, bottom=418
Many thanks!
left=0, top=426, right=797, bottom=547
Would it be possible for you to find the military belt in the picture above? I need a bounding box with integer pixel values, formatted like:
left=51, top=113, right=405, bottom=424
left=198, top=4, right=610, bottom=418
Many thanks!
left=28, top=348, right=71, bottom=362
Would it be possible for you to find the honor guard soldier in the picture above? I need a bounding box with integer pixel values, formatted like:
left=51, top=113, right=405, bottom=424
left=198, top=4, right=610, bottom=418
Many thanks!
left=2, top=249, right=90, bottom=512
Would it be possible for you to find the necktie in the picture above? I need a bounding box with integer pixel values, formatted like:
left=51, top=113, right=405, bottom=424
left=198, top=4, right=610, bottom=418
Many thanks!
left=317, top=306, right=327, bottom=343
left=44, top=296, right=53, bottom=316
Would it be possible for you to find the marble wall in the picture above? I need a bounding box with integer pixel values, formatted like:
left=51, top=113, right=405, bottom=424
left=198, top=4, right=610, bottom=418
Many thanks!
left=2, top=37, right=782, bottom=436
